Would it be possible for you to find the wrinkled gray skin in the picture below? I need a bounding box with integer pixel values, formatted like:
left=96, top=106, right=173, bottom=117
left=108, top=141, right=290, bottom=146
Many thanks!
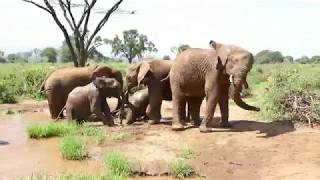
left=40, top=65, right=123, bottom=119
left=170, top=41, right=260, bottom=132
left=124, top=88, right=149, bottom=124
left=65, top=77, right=122, bottom=126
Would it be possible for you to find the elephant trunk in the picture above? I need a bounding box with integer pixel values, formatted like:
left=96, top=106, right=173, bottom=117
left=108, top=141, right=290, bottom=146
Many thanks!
left=230, top=75, right=260, bottom=111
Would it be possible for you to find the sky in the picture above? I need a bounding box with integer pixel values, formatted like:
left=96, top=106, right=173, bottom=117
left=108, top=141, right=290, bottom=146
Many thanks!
left=0, top=0, right=320, bottom=59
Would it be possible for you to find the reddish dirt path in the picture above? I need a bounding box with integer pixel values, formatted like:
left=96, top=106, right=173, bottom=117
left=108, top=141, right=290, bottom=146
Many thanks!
left=0, top=100, right=320, bottom=180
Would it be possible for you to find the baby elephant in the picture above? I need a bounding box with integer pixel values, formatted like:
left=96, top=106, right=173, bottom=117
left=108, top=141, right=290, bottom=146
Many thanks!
left=124, top=88, right=149, bottom=124
left=65, top=77, right=122, bottom=126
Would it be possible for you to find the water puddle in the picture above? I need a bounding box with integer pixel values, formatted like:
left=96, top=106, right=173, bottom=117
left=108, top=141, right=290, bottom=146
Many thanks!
left=0, top=111, right=103, bottom=179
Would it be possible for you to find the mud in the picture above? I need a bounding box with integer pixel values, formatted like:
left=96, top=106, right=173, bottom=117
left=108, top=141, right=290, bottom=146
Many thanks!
left=1, top=99, right=320, bottom=180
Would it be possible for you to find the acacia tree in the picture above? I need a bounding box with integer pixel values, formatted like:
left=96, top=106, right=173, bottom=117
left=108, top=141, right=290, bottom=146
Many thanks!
left=105, top=29, right=157, bottom=63
left=23, top=0, right=132, bottom=67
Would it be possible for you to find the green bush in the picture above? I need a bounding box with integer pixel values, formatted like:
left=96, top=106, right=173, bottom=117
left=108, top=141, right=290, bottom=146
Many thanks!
left=258, top=65, right=320, bottom=122
left=59, top=135, right=88, bottom=160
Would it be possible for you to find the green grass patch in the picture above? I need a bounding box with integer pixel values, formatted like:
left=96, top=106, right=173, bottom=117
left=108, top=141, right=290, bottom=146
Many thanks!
left=26, top=122, right=77, bottom=139
left=109, top=132, right=130, bottom=142
left=59, top=135, right=88, bottom=160
left=169, top=160, right=195, bottom=179
left=179, top=147, right=196, bottom=159
left=103, top=151, right=133, bottom=177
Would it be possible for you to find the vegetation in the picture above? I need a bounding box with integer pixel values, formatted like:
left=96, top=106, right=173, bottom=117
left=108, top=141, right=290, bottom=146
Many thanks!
left=169, top=160, right=195, bottom=179
left=255, top=50, right=284, bottom=64
left=247, top=64, right=320, bottom=124
left=109, top=132, right=130, bottom=141
left=179, top=147, right=196, bottom=160
left=26, top=122, right=77, bottom=139
left=59, top=135, right=88, bottom=160
left=103, top=151, right=133, bottom=177
left=0, top=61, right=128, bottom=104
left=105, top=29, right=157, bottom=63
left=41, top=47, right=58, bottom=63
left=23, top=0, right=133, bottom=67
left=171, top=44, right=191, bottom=55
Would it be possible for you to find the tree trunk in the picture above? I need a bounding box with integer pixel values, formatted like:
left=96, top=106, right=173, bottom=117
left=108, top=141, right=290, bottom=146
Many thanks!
left=128, top=57, right=133, bottom=63
left=78, top=51, right=87, bottom=67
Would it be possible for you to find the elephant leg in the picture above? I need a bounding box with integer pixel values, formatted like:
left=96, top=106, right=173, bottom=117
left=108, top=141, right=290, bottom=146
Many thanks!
left=126, top=108, right=136, bottom=124
left=200, top=91, right=218, bottom=133
left=219, top=89, right=231, bottom=128
left=47, top=92, right=65, bottom=119
left=188, top=97, right=203, bottom=127
left=66, top=106, right=75, bottom=122
left=172, top=94, right=186, bottom=130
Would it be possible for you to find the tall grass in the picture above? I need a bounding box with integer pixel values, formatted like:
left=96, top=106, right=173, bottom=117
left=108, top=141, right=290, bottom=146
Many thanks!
left=0, top=61, right=128, bottom=104
left=59, top=135, right=88, bottom=160
left=26, top=122, right=78, bottom=139
left=253, top=64, right=320, bottom=121
left=103, top=151, right=133, bottom=177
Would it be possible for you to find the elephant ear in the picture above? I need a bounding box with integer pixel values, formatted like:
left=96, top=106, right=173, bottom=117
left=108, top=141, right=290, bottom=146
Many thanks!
left=91, top=65, right=101, bottom=80
left=137, top=62, right=152, bottom=88
left=209, top=40, right=217, bottom=49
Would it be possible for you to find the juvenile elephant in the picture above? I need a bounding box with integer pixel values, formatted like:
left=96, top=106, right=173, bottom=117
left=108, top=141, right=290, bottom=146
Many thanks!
left=125, top=60, right=173, bottom=124
left=170, top=42, right=260, bottom=132
left=40, top=65, right=123, bottom=119
left=123, top=88, right=149, bottom=124
left=65, top=77, right=122, bottom=126
left=125, top=60, right=194, bottom=125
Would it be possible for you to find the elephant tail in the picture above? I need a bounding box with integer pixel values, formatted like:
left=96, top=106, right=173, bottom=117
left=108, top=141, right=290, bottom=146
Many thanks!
left=39, top=69, right=56, bottom=94
left=54, top=106, right=66, bottom=122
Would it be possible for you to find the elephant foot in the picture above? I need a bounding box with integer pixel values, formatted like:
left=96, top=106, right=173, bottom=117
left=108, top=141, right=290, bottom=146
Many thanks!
left=191, top=120, right=201, bottom=127
left=220, top=121, right=232, bottom=128
left=148, top=119, right=160, bottom=125
left=172, top=123, right=185, bottom=131
left=103, top=119, right=115, bottom=126
left=199, top=125, right=212, bottom=133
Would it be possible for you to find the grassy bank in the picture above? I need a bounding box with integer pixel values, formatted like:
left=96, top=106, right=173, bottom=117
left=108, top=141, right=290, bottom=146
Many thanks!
left=0, top=61, right=128, bottom=103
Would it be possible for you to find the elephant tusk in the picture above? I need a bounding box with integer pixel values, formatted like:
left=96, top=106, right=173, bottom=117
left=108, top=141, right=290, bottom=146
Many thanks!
left=229, top=75, right=234, bottom=84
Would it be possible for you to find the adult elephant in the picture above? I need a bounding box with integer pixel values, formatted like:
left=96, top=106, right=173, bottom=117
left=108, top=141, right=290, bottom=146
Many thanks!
left=125, top=59, right=173, bottom=124
left=170, top=42, right=260, bottom=132
left=40, top=65, right=123, bottom=119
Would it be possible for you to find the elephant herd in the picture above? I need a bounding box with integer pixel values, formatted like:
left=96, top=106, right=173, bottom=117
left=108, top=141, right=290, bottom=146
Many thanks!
left=40, top=40, right=260, bottom=132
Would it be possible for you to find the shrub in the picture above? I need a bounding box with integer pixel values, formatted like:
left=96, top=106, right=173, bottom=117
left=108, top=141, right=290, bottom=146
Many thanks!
left=169, top=160, right=194, bottom=179
left=103, top=151, right=133, bottom=177
left=59, top=135, right=87, bottom=160
left=259, top=65, right=320, bottom=123
left=0, top=80, right=17, bottom=103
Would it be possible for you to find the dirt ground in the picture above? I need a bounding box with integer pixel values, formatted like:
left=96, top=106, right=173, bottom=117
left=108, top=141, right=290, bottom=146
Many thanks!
left=0, top=99, right=320, bottom=180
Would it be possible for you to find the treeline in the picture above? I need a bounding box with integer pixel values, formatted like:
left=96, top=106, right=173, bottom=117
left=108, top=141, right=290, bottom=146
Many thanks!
left=255, top=50, right=320, bottom=64
left=0, top=43, right=108, bottom=64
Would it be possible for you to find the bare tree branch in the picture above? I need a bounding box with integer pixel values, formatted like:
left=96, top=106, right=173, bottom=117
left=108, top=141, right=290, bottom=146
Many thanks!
left=86, top=0, right=123, bottom=51
left=58, top=0, right=75, bottom=31
left=22, top=0, right=52, bottom=13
